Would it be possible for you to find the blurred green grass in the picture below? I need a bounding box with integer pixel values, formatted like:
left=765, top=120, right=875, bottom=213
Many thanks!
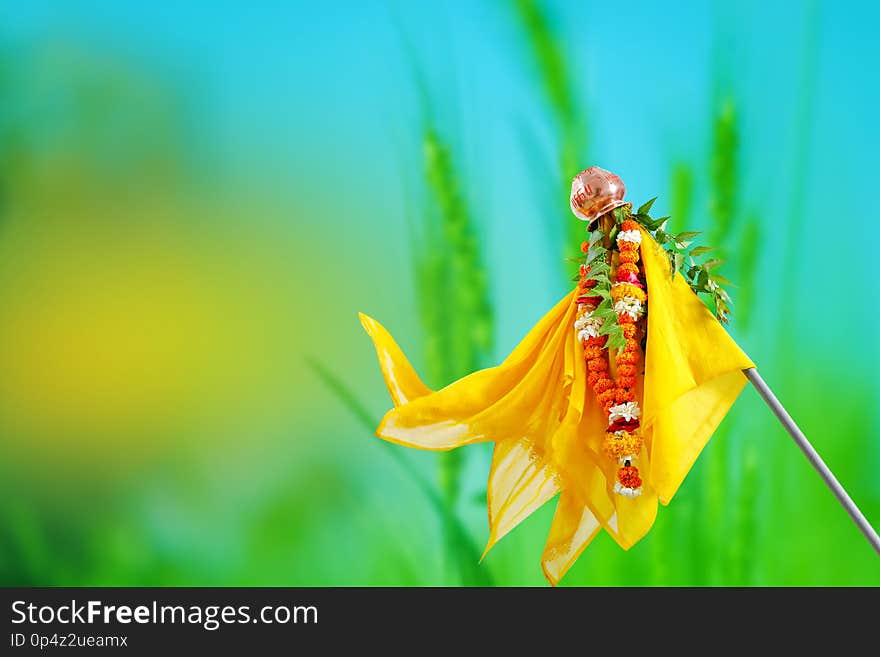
left=0, top=1, right=877, bottom=588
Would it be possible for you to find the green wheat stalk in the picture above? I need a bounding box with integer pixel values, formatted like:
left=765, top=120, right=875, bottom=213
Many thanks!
left=512, top=0, right=588, bottom=282
left=417, top=126, right=494, bottom=585
left=307, top=359, right=492, bottom=585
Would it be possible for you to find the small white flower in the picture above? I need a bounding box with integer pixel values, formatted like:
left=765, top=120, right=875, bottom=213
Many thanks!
left=574, top=311, right=603, bottom=340
left=616, top=229, right=642, bottom=246
left=613, top=482, right=643, bottom=498
left=618, top=454, right=638, bottom=465
left=608, top=401, right=641, bottom=424
left=613, top=297, right=644, bottom=320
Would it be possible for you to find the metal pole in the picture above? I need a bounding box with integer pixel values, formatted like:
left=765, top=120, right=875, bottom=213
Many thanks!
left=744, top=367, right=880, bottom=555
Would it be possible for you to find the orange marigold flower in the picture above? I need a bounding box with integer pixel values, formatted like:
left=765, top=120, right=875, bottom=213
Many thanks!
left=594, top=377, right=614, bottom=393
left=611, top=283, right=646, bottom=302
left=617, top=375, right=637, bottom=389
left=583, top=346, right=603, bottom=360
left=621, top=219, right=639, bottom=232
left=587, top=358, right=608, bottom=372
left=618, top=250, right=639, bottom=264
left=598, top=390, right=616, bottom=406
left=617, top=351, right=639, bottom=365
left=581, top=241, right=590, bottom=254
left=603, top=431, right=644, bottom=460
left=587, top=372, right=600, bottom=387
left=622, top=324, right=637, bottom=338
left=617, top=465, right=642, bottom=489
left=617, top=313, right=635, bottom=324
left=623, top=339, right=639, bottom=353
left=616, top=262, right=638, bottom=277
left=617, top=363, right=637, bottom=377
left=615, top=388, right=636, bottom=403
left=585, top=336, right=606, bottom=347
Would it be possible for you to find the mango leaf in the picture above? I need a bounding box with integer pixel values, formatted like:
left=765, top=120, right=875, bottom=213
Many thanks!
left=675, top=231, right=702, bottom=241
left=637, top=197, right=657, bottom=215
left=690, top=245, right=715, bottom=257
left=649, top=216, right=670, bottom=230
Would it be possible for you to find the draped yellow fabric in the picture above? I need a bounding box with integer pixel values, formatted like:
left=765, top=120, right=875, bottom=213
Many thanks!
left=360, top=227, right=754, bottom=585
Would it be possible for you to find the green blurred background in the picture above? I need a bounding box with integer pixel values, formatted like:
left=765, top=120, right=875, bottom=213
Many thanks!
left=1, top=0, right=877, bottom=586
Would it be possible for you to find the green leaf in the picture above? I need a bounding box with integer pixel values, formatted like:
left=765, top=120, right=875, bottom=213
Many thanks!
left=648, top=216, right=670, bottom=230
left=703, top=258, right=725, bottom=270
left=709, top=273, right=735, bottom=286
left=606, top=331, right=626, bottom=353
left=675, top=231, right=702, bottom=241
left=638, top=197, right=657, bottom=215
left=690, top=245, right=715, bottom=257
left=585, top=253, right=606, bottom=268
left=673, top=252, right=685, bottom=274
left=697, top=270, right=709, bottom=289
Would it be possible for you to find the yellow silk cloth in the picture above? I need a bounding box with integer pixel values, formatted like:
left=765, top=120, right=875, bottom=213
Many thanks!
left=360, top=227, right=754, bottom=584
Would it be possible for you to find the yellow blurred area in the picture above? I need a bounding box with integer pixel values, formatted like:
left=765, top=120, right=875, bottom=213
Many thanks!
left=0, top=201, right=297, bottom=469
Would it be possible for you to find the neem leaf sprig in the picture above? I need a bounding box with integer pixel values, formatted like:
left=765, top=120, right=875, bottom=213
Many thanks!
left=629, top=197, right=734, bottom=323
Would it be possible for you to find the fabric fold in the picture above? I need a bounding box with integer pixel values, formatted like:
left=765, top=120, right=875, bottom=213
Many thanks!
left=541, top=492, right=602, bottom=586
left=366, top=291, right=578, bottom=451
left=638, top=227, right=755, bottom=504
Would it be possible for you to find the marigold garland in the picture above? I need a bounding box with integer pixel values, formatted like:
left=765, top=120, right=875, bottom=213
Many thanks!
left=574, top=213, right=647, bottom=497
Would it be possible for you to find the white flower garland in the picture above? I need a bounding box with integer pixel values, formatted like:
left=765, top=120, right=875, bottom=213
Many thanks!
left=616, top=229, right=642, bottom=246
left=613, top=297, right=644, bottom=320
left=608, top=401, right=641, bottom=424
left=613, top=482, right=643, bottom=498
left=574, top=311, right=603, bottom=341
